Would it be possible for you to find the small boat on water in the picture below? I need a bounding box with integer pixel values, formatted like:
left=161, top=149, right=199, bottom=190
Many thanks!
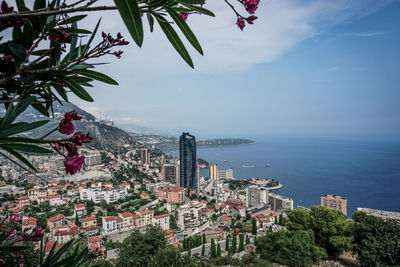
left=265, top=163, right=271, bottom=167
left=223, top=160, right=227, bottom=162
left=242, top=165, right=255, bottom=168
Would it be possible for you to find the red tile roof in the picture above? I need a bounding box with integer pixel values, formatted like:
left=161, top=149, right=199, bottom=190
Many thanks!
left=138, top=210, right=153, bottom=215
left=154, top=214, right=169, bottom=219
left=76, top=203, right=86, bottom=208
left=47, top=214, right=65, bottom=222
left=104, top=216, right=116, bottom=222
left=172, top=241, right=182, bottom=247
left=221, top=216, right=232, bottom=222
left=18, top=196, right=29, bottom=200
left=82, top=216, right=96, bottom=222
left=132, top=214, right=141, bottom=220
left=121, top=212, right=133, bottom=218
left=164, top=229, right=174, bottom=235
left=84, top=225, right=99, bottom=231
left=55, top=227, right=79, bottom=236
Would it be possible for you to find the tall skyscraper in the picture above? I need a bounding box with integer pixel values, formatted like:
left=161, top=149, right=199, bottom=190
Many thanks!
left=179, top=132, right=197, bottom=192
left=209, top=164, right=218, bottom=180
left=321, top=195, right=347, bottom=216
left=141, top=149, right=151, bottom=166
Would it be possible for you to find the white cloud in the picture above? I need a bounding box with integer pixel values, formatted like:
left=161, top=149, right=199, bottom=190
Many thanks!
left=322, top=66, right=340, bottom=72
left=344, top=31, right=387, bottom=37
left=83, top=0, right=394, bottom=79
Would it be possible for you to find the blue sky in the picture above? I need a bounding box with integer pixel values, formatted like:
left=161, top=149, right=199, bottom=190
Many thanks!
left=73, top=0, right=400, bottom=140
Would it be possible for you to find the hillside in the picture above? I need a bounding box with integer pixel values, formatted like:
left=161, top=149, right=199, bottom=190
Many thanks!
left=130, top=133, right=255, bottom=148
left=1, top=101, right=142, bottom=151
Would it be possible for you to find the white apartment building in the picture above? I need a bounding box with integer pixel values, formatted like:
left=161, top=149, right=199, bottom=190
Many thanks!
left=102, top=216, right=124, bottom=234
left=80, top=187, right=127, bottom=204
left=153, top=214, right=170, bottom=230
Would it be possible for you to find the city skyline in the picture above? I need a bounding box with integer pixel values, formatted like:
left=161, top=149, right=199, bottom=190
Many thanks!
left=73, top=0, right=400, bottom=140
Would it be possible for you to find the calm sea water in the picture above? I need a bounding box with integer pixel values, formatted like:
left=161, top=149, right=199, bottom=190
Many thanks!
left=164, top=137, right=400, bottom=216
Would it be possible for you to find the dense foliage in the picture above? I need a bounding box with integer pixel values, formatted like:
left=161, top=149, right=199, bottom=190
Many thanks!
left=352, top=211, right=400, bottom=266
left=286, top=206, right=352, bottom=257
left=255, top=230, right=327, bottom=267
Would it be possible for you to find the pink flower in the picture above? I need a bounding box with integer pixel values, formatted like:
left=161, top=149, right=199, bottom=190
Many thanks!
left=71, top=132, right=92, bottom=146
left=20, top=263, right=24, bottom=267
left=243, top=0, right=260, bottom=14
left=23, top=227, right=44, bottom=241
left=59, top=119, right=75, bottom=135
left=7, top=229, right=16, bottom=240
left=179, top=6, right=189, bottom=22
left=54, top=143, right=61, bottom=152
left=64, top=155, right=85, bottom=175
left=1, top=1, right=14, bottom=13
left=64, top=143, right=78, bottom=157
left=64, top=110, right=81, bottom=121
left=245, top=15, right=257, bottom=24
left=236, top=18, right=245, bottom=31
left=0, top=259, right=5, bottom=264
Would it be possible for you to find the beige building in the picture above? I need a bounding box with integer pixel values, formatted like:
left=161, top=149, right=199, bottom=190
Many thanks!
left=321, top=195, right=347, bottom=216
left=209, top=164, right=218, bottom=181
left=137, top=210, right=153, bottom=226
left=119, top=212, right=134, bottom=231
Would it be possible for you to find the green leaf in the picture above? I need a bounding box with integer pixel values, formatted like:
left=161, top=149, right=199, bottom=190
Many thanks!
left=16, top=0, right=30, bottom=12
left=59, top=15, right=87, bottom=25
left=179, top=0, right=205, bottom=4
left=0, top=97, right=35, bottom=130
left=69, top=22, right=78, bottom=61
left=180, top=2, right=215, bottom=16
left=31, top=102, right=49, bottom=117
left=62, top=28, right=91, bottom=34
left=0, top=143, right=53, bottom=154
left=33, top=0, right=46, bottom=10
left=147, top=0, right=168, bottom=8
left=52, top=83, right=68, bottom=101
left=0, top=137, right=47, bottom=144
left=8, top=43, right=27, bottom=60
left=74, top=70, right=118, bottom=85
left=13, top=26, right=23, bottom=40
left=147, top=13, right=154, bottom=32
left=0, top=245, right=30, bottom=251
left=0, top=120, right=49, bottom=137
left=70, top=63, right=94, bottom=70
left=82, top=18, right=101, bottom=56
left=166, top=7, right=203, bottom=55
left=114, top=0, right=144, bottom=47
left=0, top=146, right=37, bottom=171
left=22, top=21, right=34, bottom=49
left=155, top=14, right=194, bottom=68
left=63, top=77, right=94, bottom=102
left=30, top=49, right=48, bottom=56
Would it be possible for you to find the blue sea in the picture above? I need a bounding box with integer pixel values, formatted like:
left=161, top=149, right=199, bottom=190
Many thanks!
left=164, top=137, right=400, bottom=216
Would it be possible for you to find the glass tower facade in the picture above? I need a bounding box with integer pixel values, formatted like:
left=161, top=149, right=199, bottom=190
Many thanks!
left=179, top=132, right=197, bottom=191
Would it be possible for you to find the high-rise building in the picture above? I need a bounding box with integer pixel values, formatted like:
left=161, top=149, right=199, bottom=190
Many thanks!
left=164, top=164, right=179, bottom=185
left=141, top=149, right=151, bottom=166
left=209, top=164, right=218, bottom=180
left=179, top=132, right=197, bottom=191
left=218, top=168, right=233, bottom=180
left=321, top=195, right=347, bottom=216
left=246, top=186, right=260, bottom=207
left=268, top=193, right=293, bottom=211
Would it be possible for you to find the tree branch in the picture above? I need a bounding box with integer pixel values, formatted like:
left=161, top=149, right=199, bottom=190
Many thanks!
left=0, top=5, right=118, bottom=20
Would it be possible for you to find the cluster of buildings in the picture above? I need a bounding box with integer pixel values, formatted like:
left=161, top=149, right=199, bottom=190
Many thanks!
left=80, top=186, right=128, bottom=204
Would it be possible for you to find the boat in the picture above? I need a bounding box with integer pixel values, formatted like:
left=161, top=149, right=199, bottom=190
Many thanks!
left=242, top=165, right=255, bottom=168
left=223, top=160, right=227, bottom=162
left=265, top=164, right=271, bottom=167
